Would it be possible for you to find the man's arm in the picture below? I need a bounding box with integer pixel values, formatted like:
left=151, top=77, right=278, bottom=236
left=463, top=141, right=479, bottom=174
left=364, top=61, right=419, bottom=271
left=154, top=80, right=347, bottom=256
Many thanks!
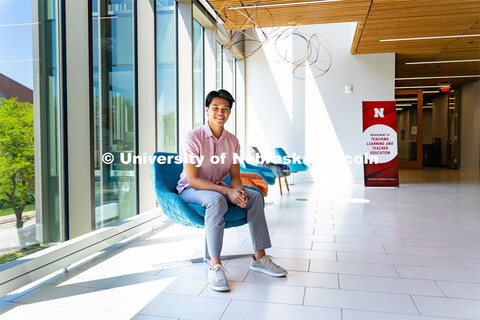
left=184, top=163, right=229, bottom=194
left=229, top=163, right=248, bottom=207
left=229, top=163, right=244, bottom=190
left=184, top=163, right=247, bottom=207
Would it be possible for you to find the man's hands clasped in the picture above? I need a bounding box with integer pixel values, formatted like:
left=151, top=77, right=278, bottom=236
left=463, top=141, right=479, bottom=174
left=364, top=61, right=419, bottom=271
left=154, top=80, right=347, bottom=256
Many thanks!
left=227, top=188, right=248, bottom=208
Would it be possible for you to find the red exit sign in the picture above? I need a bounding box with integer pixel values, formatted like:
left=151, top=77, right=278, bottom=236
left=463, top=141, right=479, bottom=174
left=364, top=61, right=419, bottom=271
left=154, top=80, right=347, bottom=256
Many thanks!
left=439, top=82, right=451, bottom=92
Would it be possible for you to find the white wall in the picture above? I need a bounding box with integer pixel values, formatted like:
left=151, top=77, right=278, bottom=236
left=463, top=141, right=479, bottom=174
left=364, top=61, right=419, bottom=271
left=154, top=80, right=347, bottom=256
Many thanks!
left=245, top=23, right=395, bottom=184
left=460, top=80, right=480, bottom=170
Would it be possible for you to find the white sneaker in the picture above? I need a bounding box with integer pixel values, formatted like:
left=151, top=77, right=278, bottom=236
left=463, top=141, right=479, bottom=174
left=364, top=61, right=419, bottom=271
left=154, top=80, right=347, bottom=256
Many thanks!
left=250, top=255, right=287, bottom=277
left=208, top=264, right=230, bottom=291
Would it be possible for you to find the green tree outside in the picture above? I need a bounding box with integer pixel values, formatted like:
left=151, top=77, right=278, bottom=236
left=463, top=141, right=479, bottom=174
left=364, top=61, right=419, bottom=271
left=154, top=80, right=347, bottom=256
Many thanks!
left=0, top=97, right=35, bottom=228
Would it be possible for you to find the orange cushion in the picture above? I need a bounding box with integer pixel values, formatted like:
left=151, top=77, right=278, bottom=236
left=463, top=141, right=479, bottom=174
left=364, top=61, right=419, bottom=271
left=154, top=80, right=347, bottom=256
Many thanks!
left=240, top=172, right=268, bottom=197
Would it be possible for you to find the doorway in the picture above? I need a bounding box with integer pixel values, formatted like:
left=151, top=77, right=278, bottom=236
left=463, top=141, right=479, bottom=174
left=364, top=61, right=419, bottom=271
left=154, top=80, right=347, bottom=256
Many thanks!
left=395, top=89, right=423, bottom=169
left=446, top=92, right=458, bottom=169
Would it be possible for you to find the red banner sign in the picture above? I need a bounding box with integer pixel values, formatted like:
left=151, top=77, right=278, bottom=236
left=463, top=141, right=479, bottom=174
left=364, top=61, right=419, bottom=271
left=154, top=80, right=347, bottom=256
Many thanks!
left=362, top=101, right=399, bottom=187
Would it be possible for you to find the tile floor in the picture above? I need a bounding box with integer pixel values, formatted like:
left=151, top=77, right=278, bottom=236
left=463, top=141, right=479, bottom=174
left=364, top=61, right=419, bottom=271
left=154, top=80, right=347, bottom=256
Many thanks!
left=0, top=168, right=479, bottom=320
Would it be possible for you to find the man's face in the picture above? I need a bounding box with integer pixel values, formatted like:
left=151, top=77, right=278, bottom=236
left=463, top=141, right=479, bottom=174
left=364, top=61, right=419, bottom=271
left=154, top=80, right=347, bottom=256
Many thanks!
left=206, top=97, right=231, bottom=127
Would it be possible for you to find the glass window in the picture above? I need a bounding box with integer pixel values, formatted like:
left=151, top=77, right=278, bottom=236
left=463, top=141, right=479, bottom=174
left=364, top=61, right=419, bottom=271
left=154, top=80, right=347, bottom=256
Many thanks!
left=156, top=0, right=176, bottom=152
left=0, top=0, right=62, bottom=263
left=396, top=94, right=418, bottom=161
left=192, top=19, right=204, bottom=128
left=93, top=0, right=136, bottom=229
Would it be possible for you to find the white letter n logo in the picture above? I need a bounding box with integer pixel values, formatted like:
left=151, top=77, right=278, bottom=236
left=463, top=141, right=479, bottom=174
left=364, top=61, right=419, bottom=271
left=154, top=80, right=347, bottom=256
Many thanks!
left=374, top=108, right=384, bottom=118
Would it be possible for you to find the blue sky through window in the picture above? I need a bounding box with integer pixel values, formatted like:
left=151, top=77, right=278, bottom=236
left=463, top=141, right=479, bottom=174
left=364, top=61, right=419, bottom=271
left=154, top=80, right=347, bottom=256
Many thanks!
left=0, top=0, right=34, bottom=89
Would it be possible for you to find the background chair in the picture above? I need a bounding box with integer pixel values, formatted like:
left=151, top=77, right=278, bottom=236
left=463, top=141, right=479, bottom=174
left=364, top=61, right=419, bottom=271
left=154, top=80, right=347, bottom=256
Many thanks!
left=151, top=152, right=264, bottom=265
left=239, top=159, right=276, bottom=185
left=274, top=147, right=309, bottom=184
left=250, top=147, right=291, bottom=196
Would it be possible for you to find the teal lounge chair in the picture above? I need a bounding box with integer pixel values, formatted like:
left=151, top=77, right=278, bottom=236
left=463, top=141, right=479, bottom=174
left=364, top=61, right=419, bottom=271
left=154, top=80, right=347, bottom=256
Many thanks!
left=151, top=152, right=263, bottom=264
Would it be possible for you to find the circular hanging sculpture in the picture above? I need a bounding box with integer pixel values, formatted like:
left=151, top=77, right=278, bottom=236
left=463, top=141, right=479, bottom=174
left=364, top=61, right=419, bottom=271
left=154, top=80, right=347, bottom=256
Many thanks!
left=214, top=0, right=277, bottom=59
left=273, top=29, right=332, bottom=79
left=213, top=0, right=332, bottom=79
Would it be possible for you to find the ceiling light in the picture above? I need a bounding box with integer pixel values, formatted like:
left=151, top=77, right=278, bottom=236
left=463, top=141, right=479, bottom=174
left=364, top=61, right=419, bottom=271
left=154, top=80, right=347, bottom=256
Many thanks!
left=406, top=59, right=480, bottom=65
left=380, top=34, right=480, bottom=42
left=423, top=91, right=439, bottom=93
left=396, top=75, right=480, bottom=80
left=228, top=0, right=342, bottom=9
left=395, top=98, right=417, bottom=101
left=395, top=86, right=443, bottom=89
left=396, top=103, right=412, bottom=107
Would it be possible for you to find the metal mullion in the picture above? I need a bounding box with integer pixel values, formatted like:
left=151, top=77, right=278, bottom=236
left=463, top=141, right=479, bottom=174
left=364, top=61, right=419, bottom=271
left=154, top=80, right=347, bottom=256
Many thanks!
left=192, top=15, right=195, bottom=128
left=221, top=45, right=223, bottom=88
left=154, top=2, right=158, bottom=152
left=87, top=0, right=95, bottom=234
left=97, top=0, right=107, bottom=229
left=133, top=0, right=139, bottom=215
left=202, top=24, right=205, bottom=124
left=57, top=0, right=68, bottom=241
left=175, top=0, right=179, bottom=153
left=234, top=58, right=237, bottom=136
left=33, top=0, right=48, bottom=246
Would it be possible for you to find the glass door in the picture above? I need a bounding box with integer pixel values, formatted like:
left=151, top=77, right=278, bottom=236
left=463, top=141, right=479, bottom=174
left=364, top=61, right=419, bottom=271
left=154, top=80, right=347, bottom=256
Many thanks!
left=395, top=89, right=423, bottom=169
left=446, top=92, right=458, bottom=169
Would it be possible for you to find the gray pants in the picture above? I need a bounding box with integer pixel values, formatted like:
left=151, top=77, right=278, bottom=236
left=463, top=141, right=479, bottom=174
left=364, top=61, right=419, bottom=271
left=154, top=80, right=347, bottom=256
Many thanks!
left=180, top=187, right=272, bottom=258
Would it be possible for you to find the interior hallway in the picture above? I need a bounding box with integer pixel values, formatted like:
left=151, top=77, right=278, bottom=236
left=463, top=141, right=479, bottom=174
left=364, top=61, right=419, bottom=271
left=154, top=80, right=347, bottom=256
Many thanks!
left=0, top=168, right=479, bottom=320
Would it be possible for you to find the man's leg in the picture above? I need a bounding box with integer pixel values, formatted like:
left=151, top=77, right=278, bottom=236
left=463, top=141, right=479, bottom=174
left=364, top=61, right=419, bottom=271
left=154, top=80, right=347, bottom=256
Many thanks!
left=180, top=188, right=228, bottom=264
left=242, top=188, right=272, bottom=253
left=241, top=188, right=287, bottom=277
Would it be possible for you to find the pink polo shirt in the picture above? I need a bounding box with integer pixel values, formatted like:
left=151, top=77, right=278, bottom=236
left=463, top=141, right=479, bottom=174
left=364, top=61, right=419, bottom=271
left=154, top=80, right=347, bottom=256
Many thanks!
left=176, top=122, right=241, bottom=194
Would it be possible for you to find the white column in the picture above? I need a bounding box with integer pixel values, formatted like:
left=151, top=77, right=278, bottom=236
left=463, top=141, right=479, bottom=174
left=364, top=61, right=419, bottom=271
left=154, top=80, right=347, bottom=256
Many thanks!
left=204, top=27, right=216, bottom=96
left=137, top=0, right=157, bottom=213
left=222, top=54, right=234, bottom=133
left=235, top=59, right=246, bottom=156
left=177, top=0, right=194, bottom=141
left=65, top=0, right=93, bottom=237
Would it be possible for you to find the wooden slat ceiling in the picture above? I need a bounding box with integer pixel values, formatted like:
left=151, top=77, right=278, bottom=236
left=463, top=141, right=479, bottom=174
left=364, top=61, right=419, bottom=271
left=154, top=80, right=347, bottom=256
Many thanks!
left=209, top=0, right=371, bottom=28
left=207, top=0, right=480, bottom=98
